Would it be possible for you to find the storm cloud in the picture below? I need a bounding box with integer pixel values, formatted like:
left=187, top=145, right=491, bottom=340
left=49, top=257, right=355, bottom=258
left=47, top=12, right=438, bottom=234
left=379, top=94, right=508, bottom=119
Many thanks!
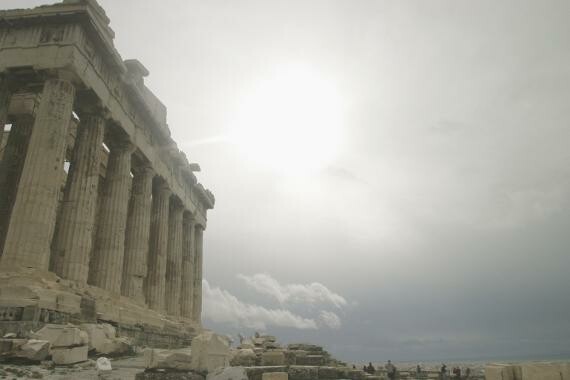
left=7, top=0, right=570, bottom=362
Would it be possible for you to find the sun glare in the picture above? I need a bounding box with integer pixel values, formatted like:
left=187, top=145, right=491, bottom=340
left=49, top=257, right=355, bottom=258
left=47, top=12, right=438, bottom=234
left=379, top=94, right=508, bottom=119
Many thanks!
left=230, top=66, right=345, bottom=174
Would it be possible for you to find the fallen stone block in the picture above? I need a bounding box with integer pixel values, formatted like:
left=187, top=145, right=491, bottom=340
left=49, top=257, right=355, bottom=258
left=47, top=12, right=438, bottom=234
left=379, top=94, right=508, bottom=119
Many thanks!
left=207, top=366, right=248, bottom=380
left=287, top=344, right=323, bottom=353
left=520, top=363, right=566, bottom=380
left=80, top=323, right=131, bottom=355
left=295, top=354, right=324, bottom=366
left=346, top=369, right=366, bottom=380
left=145, top=348, right=193, bottom=371
left=96, top=357, right=112, bottom=371
left=262, top=373, right=288, bottom=380
left=317, top=366, right=339, bottom=379
left=0, top=338, right=27, bottom=355
left=51, top=345, right=88, bottom=365
left=32, top=324, right=88, bottom=348
left=245, top=366, right=288, bottom=380
left=485, top=364, right=521, bottom=380
left=16, top=339, right=50, bottom=361
left=262, top=350, right=285, bottom=366
left=0, top=338, right=50, bottom=362
left=288, top=365, right=319, bottom=380
left=230, top=348, right=256, bottom=366
left=191, top=332, right=231, bottom=373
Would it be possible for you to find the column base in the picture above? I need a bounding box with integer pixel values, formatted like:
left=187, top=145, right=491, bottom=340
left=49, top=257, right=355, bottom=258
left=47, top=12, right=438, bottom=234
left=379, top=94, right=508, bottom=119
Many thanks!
left=0, top=267, right=201, bottom=348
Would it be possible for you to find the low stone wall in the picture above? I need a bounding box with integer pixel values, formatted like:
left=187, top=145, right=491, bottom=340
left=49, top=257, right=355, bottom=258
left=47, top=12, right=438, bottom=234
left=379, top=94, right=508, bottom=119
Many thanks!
left=485, top=362, right=570, bottom=380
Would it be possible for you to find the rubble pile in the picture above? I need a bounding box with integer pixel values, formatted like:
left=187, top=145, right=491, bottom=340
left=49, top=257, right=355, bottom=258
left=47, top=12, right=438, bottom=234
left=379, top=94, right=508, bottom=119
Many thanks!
left=226, top=333, right=376, bottom=380
left=0, top=323, right=133, bottom=368
left=135, top=332, right=231, bottom=380
left=231, top=334, right=343, bottom=368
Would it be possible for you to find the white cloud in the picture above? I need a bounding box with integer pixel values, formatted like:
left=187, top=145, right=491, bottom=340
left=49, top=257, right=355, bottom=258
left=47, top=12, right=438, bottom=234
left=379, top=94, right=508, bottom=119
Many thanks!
left=319, top=310, right=342, bottom=329
left=237, top=273, right=347, bottom=308
left=202, top=280, right=318, bottom=330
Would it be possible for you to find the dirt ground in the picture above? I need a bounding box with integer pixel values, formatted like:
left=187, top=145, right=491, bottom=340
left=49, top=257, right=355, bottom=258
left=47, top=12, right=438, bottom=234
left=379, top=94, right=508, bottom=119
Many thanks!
left=0, top=355, right=147, bottom=380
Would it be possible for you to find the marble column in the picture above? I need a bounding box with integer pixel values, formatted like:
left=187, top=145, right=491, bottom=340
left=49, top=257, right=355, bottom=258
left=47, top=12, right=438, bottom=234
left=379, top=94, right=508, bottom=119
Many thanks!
left=52, top=114, right=105, bottom=282
left=1, top=79, right=75, bottom=269
left=165, top=201, right=184, bottom=317
left=0, top=115, right=34, bottom=256
left=192, top=225, right=204, bottom=323
left=0, top=77, right=10, bottom=152
left=180, top=214, right=196, bottom=319
left=145, top=181, right=171, bottom=312
left=121, top=165, right=154, bottom=303
left=89, top=139, right=135, bottom=293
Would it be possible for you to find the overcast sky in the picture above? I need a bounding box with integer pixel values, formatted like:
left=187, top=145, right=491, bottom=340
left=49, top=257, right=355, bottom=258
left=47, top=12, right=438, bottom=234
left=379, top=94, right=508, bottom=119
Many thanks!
left=7, top=0, right=570, bottom=362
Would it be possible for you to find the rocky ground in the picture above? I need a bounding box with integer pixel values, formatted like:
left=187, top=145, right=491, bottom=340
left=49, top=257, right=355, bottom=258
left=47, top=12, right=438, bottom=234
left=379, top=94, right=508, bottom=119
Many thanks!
left=0, top=355, right=145, bottom=380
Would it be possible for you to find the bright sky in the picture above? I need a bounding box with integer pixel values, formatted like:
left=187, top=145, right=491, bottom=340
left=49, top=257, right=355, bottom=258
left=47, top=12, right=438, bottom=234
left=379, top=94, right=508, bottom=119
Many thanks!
left=6, top=0, right=570, bottom=362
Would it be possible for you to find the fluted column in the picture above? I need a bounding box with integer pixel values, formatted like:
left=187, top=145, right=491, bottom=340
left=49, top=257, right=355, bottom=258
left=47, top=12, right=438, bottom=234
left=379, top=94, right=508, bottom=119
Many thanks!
left=0, top=77, right=10, bottom=153
left=121, top=165, right=154, bottom=303
left=0, top=115, right=34, bottom=256
left=1, top=79, right=75, bottom=269
left=165, top=201, right=184, bottom=316
left=180, top=214, right=196, bottom=319
left=145, top=182, right=171, bottom=312
left=88, top=139, right=135, bottom=293
left=192, top=225, right=204, bottom=323
left=52, top=114, right=105, bottom=282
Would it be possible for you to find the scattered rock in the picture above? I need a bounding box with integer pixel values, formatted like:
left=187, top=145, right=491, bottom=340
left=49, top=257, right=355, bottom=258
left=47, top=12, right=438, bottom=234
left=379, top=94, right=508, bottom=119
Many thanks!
left=32, top=325, right=88, bottom=348
left=144, top=348, right=193, bottom=371
left=261, top=351, right=285, bottom=366
left=206, top=366, right=248, bottom=380
left=96, top=357, right=112, bottom=372
left=80, top=323, right=132, bottom=355
left=40, top=360, right=55, bottom=370
left=51, top=345, right=89, bottom=365
left=287, top=365, right=318, bottom=380
left=230, top=348, right=256, bottom=367
left=17, top=340, right=50, bottom=361
left=190, top=332, right=231, bottom=373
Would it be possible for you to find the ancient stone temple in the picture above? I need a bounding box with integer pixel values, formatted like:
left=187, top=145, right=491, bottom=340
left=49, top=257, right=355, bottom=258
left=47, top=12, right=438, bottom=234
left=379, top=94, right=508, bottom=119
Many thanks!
left=0, top=0, right=215, bottom=347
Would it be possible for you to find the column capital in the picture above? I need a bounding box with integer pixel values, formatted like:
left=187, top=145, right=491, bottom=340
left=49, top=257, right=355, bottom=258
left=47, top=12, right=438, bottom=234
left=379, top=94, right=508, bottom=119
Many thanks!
left=108, top=138, right=136, bottom=154
left=183, top=212, right=196, bottom=225
left=155, top=181, right=171, bottom=197
left=133, top=164, right=155, bottom=179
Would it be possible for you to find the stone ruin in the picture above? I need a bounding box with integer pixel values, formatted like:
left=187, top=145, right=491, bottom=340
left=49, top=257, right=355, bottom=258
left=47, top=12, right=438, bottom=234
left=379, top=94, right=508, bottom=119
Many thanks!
left=0, top=0, right=215, bottom=351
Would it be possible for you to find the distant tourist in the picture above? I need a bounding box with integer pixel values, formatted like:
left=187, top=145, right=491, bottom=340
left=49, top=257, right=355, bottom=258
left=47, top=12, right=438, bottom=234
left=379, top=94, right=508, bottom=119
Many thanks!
left=440, top=364, right=448, bottom=380
left=385, top=360, right=397, bottom=380
left=366, top=362, right=376, bottom=374
left=452, top=367, right=461, bottom=378
left=465, top=367, right=471, bottom=379
left=416, top=364, right=422, bottom=374
left=352, top=364, right=356, bottom=369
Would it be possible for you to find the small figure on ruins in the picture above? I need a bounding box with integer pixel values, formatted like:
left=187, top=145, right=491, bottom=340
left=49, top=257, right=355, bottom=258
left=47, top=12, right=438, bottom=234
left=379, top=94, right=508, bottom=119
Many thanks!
left=452, top=366, right=461, bottom=379
left=366, top=362, right=376, bottom=374
left=440, top=363, right=448, bottom=380
left=385, top=360, right=397, bottom=380
left=416, top=363, right=422, bottom=375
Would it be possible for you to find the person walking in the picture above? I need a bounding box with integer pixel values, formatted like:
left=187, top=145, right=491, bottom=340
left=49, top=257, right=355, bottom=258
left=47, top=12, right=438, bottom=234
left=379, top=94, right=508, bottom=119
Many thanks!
left=385, top=360, right=397, bottom=380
